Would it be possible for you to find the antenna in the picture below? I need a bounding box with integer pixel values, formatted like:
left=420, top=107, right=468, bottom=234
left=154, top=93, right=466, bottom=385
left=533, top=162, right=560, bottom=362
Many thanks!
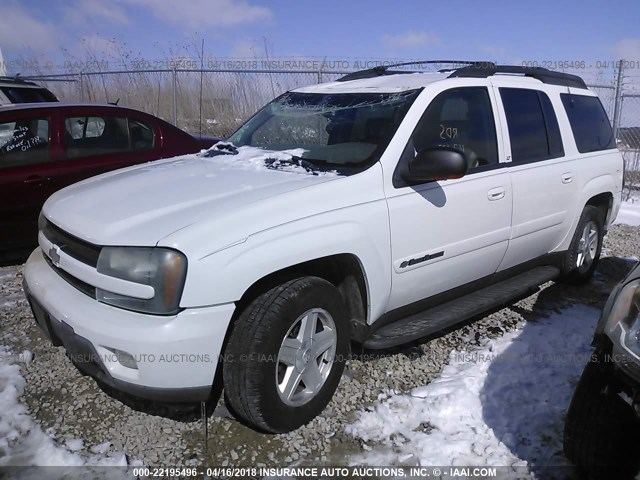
left=199, top=38, right=204, bottom=139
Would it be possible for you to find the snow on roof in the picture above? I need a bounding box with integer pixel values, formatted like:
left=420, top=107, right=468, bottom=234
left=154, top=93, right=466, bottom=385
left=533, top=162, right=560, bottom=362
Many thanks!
left=293, top=72, right=451, bottom=94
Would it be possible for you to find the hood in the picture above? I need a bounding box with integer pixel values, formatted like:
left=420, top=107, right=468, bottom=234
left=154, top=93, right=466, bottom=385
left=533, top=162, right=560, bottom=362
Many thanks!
left=43, top=147, right=341, bottom=247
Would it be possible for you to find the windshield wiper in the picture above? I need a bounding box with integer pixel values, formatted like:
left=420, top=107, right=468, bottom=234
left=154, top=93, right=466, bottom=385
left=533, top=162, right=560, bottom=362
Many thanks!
left=264, top=155, right=325, bottom=175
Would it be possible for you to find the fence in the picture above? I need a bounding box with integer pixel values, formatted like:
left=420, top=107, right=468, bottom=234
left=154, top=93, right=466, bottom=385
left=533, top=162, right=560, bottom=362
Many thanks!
left=23, top=68, right=349, bottom=138
left=22, top=61, right=640, bottom=190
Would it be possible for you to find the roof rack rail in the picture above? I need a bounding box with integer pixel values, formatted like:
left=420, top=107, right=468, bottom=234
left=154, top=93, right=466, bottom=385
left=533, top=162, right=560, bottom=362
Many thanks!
left=337, top=67, right=409, bottom=82
left=448, top=64, right=587, bottom=89
left=0, top=75, right=36, bottom=85
left=336, top=60, right=493, bottom=82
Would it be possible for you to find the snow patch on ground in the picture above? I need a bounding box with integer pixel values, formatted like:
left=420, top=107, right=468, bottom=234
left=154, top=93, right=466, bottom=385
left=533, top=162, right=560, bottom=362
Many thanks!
left=90, top=441, right=112, bottom=455
left=615, top=197, right=640, bottom=226
left=347, top=305, right=599, bottom=473
left=0, top=345, right=126, bottom=467
left=65, top=439, right=84, bottom=452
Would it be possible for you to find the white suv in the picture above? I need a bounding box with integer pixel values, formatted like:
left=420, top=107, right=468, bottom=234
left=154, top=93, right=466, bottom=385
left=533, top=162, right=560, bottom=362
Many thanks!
left=23, top=63, right=623, bottom=433
left=0, top=76, right=58, bottom=106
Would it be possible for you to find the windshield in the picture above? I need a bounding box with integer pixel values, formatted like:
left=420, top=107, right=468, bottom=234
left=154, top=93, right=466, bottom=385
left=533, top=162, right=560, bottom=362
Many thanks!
left=229, top=90, right=420, bottom=170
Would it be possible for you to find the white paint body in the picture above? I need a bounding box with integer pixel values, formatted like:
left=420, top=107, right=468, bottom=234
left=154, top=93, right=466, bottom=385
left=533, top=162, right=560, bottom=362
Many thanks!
left=24, top=72, right=624, bottom=392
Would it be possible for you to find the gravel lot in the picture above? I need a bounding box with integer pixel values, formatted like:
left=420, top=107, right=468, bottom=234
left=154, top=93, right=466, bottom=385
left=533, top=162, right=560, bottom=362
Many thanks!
left=1, top=224, right=639, bottom=469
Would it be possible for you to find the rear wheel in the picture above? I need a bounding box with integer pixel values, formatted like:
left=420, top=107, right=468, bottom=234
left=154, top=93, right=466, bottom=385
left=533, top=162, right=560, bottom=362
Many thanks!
left=563, top=355, right=640, bottom=479
left=560, top=206, right=604, bottom=284
left=223, top=276, right=349, bottom=433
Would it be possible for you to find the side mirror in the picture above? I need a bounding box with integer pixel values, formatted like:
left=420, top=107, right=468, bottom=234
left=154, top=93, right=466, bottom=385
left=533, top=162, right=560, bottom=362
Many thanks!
left=401, top=147, right=468, bottom=183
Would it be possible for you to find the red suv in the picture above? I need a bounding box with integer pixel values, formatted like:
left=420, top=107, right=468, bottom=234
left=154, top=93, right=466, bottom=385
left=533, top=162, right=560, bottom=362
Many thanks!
left=0, top=103, right=218, bottom=260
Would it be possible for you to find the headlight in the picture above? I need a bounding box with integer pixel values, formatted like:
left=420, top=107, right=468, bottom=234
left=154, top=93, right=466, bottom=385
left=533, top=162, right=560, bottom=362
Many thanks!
left=96, top=247, right=187, bottom=315
left=605, top=279, right=640, bottom=357
left=38, top=212, right=46, bottom=231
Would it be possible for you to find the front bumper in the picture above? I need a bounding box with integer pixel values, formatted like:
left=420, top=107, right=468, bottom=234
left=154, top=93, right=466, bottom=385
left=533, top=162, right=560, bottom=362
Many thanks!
left=23, top=248, right=235, bottom=402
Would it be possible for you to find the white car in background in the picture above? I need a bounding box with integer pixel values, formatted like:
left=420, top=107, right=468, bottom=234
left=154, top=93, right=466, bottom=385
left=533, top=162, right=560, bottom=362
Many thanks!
left=23, top=62, right=623, bottom=433
left=0, top=76, right=58, bottom=106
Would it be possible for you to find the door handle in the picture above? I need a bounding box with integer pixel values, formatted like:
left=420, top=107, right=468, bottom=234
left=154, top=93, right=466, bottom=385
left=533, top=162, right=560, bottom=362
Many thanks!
left=23, top=175, right=51, bottom=185
left=487, top=187, right=506, bottom=201
left=561, top=173, right=573, bottom=184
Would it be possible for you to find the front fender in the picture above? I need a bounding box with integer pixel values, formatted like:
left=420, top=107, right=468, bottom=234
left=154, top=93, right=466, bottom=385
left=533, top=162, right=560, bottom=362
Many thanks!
left=178, top=200, right=392, bottom=323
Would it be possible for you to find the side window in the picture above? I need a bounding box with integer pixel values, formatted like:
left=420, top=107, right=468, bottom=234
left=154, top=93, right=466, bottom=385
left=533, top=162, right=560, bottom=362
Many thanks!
left=539, top=93, right=564, bottom=158
left=0, top=117, right=50, bottom=169
left=85, top=117, right=106, bottom=138
left=64, top=116, right=130, bottom=159
left=128, top=118, right=154, bottom=151
left=560, top=94, right=615, bottom=153
left=408, top=87, right=498, bottom=172
left=500, top=88, right=564, bottom=163
left=66, top=116, right=105, bottom=139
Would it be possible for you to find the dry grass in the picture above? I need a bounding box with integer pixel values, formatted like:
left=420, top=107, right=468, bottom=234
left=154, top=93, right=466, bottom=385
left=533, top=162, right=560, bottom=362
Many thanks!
left=32, top=70, right=334, bottom=138
left=23, top=50, right=344, bottom=138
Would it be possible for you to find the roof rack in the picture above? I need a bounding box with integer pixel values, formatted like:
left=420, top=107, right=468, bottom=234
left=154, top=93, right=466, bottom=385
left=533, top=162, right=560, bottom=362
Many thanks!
left=336, top=62, right=588, bottom=89
left=0, top=75, right=37, bottom=86
left=448, top=65, right=587, bottom=89
left=336, top=60, right=492, bottom=82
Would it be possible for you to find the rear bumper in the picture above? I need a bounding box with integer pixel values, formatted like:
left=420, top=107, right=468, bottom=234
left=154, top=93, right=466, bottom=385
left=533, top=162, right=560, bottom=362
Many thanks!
left=23, top=248, right=235, bottom=402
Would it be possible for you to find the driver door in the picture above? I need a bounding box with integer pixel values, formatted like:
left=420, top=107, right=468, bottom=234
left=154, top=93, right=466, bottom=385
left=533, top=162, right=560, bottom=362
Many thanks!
left=385, top=86, right=513, bottom=311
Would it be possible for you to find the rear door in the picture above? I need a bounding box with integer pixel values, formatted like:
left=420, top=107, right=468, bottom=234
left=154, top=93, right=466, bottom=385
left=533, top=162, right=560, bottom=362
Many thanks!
left=49, top=109, right=161, bottom=191
left=492, top=83, right=577, bottom=271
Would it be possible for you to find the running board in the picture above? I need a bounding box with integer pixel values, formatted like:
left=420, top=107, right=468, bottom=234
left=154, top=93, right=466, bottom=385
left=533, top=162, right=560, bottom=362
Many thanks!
left=363, top=265, right=560, bottom=350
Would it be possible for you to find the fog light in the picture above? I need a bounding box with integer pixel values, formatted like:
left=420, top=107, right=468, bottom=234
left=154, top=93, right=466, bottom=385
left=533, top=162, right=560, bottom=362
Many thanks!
left=114, top=349, right=138, bottom=370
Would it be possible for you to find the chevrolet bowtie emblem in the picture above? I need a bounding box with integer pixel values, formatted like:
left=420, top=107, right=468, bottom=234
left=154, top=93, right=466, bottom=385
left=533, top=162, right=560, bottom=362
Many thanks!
left=48, top=246, right=61, bottom=266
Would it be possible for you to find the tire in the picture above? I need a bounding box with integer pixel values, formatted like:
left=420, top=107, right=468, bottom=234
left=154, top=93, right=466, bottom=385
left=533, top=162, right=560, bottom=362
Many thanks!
left=560, top=205, right=604, bottom=285
left=563, top=356, right=640, bottom=479
left=223, top=276, right=349, bottom=433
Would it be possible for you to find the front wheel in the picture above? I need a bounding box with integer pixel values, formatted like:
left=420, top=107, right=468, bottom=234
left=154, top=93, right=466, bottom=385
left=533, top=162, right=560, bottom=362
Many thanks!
left=223, top=276, right=349, bottom=433
left=560, top=205, right=604, bottom=285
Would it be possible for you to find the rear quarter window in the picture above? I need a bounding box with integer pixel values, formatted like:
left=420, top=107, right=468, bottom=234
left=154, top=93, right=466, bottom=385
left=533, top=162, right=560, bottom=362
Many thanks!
left=560, top=94, right=615, bottom=153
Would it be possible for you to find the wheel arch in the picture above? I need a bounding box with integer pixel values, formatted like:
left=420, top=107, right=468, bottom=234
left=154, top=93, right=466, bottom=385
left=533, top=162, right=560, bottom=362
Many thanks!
left=586, top=191, right=613, bottom=228
left=580, top=174, right=617, bottom=227
left=233, top=253, right=370, bottom=341
left=557, top=186, right=616, bottom=253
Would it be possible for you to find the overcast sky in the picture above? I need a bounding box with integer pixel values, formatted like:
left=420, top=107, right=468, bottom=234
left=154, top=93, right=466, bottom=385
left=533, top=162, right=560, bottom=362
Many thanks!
left=1, top=0, right=639, bottom=71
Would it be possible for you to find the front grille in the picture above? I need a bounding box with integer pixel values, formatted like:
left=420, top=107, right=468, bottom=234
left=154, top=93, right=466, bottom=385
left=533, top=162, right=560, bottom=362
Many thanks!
left=44, top=254, right=96, bottom=298
left=41, top=219, right=101, bottom=267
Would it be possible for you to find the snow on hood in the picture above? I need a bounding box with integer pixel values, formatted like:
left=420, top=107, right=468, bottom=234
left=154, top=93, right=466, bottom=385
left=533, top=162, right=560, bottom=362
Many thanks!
left=43, top=143, right=341, bottom=247
left=199, top=142, right=339, bottom=177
